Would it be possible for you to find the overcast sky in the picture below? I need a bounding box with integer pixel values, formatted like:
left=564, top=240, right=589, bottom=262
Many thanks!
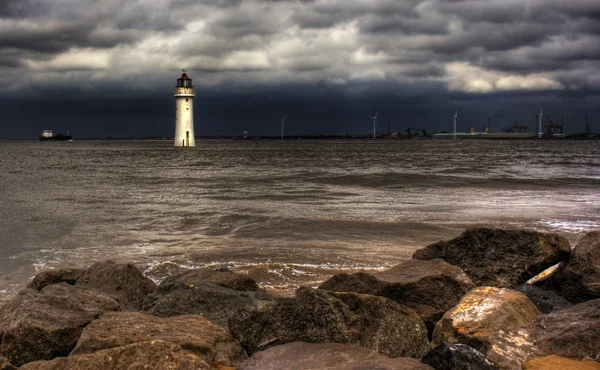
left=1, top=0, right=599, bottom=138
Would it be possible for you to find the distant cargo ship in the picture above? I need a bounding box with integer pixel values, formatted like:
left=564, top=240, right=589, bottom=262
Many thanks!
left=39, top=129, right=72, bottom=141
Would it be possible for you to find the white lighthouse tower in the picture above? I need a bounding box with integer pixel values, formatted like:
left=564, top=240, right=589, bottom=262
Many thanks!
left=174, top=70, right=195, bottom=147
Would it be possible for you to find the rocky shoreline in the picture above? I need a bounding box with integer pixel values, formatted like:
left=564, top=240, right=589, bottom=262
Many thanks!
left=0, top=228, right=599, bottom=369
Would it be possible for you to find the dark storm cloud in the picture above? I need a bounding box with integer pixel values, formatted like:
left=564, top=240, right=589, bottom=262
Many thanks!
left=1, top=0, right=599, bottom=138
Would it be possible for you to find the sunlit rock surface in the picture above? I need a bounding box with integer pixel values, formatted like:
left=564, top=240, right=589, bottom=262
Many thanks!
left=319, top=259, right=475, bottom=335
left=239, top=342, right=434, bottom=370
left=229, top=287, right=429, bottom=359
left=523, top=355, right=600, bottom=370
left=71, top=311, right=247, bottom=368
left=0, top=283, right=120, bottom=366
left=19, top=341, right=212, bottom=370
left=551, top=230, right=600, bottom=303
left=413, top=228, right=571, bottom=288
left=422, top=344, right=498, bottom=370
left=432, top=287, right=540, bottom=369
left=75, top=261, right=156, bottom=311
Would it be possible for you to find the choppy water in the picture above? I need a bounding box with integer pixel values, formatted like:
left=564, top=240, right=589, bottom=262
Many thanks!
left=0, top=139, right=599, bottom=300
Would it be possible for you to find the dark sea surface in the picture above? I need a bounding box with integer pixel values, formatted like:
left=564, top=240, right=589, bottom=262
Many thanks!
left=0, top=139, right=599, bottom=300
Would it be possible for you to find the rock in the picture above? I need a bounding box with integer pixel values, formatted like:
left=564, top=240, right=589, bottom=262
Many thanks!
left=413, top=228, right=571, bottom=288
left=514, top=284, right=571, bottom=314
left=71, top=311, right=247, bottom=368
left=0, top=355, right=17, bottom=370
left=533, top=298, right=600, bottom=361
left=523, top=355, right=600, bottom=370
left=165, top=267, right=261, bottom=291
left=239, top=342, right=433, bottom=370
left=422, top=344, right=498, bottom=370
left=229, top=287, right=429, bottom=359
left=142, top=281, right=272, bottom=331
left=319, top=259, right=475, bottom=335
left=19, top=340, right=212, bottom=370
left=26, top=269, right=85, bottom=291
left=432, top=287, right=541, bottom=369
left=75, top=260, right=156, bottom=310
left=551, top=231, right=600, bottom=303
left=0, top=283, right=120, bottom=366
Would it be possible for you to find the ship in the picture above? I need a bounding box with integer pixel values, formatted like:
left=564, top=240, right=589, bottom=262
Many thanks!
left=39, top=129, right=72, bottom=141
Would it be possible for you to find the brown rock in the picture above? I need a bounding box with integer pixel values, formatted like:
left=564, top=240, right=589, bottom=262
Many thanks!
left=319, top=259, right=475, bottom=335
left=19, top=340, right=212, bottom=370
left=143, top=281, right=272, bottom=331
left=0, top=283, right=120, bottom=366
left=26, top=269, right=85, bottom=291
left=239, top=342, right=433, bottom=370
left=76, top=260, right=156, bottom=310
left=71, top=311, right=247, bottom=368
left=523, top=355, right=600, bottom=370
left=164, top=267, right=261, bottom=291
left=533, top=298, right=600, bottom=361
left=432, top=287, right=541, bottom=369
left=551, top=231, right=600, bottom=303
left=413, top=228, right=571, bottom=288
left=229, top=287, right=429, bottom=359
left=0, top=355, right=17, bottom=370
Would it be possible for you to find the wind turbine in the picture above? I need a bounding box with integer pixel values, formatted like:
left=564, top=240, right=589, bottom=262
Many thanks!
left=277, top=115, right=287, bottom=139
left=453, top=110, right=458, bottom=139
left=538, top=108, right=543, bottom=139
left=370, top=112, right=378, bottom=139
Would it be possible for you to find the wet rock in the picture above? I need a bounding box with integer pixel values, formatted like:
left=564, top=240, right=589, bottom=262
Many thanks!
left=413, top=228, right=571, bottom=288
left=514, top=284, right=571, bottom=314
left=240, top=342, right=434, bottom=370
left=19, top=340, right=212, bottom=370
left=142, top=281, right=272, bottom=331
left=26, top=269, right=85, bottom=291
left=229, top=287, right=429, bottom=359
left=533, top=298, right=600, bottom=361
left=0, top=355, right=16, bottom=370
left=421, top=344, right=498, bottom=370
left=319, top=259, right=475, bottom=335
left=0, top=283, right=120, bottom=366
left=71, top=311, right=247, bottom=368
left=164, top=267, right=261, bottom=291
left=75, top=261, right=156, bottom=311
left=523, top=355, right=600, bottom=370
left=432, top=287, right=541, bottom=369
left=551, top=230, right=600, bottom=303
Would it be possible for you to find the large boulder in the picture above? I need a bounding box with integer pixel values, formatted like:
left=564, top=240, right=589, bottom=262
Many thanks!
left=164, top=267, right=261, bottom=291
left=19, top=340, right=212, bottom=370
left=514, top=284, right=571, bottom=314
left=71, top=311, right=247, bottom=368
left=76, top=261, right=156, bottom=311
left=551, top=231, right=600, bottom=303
left=0, top=283, right=120, bottom=366
left=523, top=355, right=600, bottom=370
left=26, top=269, right=85, bottom=291
left=413, top=228, right=571, bottom=288
left=142, top=280, right=272, bottom=330
left=229, top=287, right=429, bottom=359
left=422, top=343, right=498, bottom=370
left=239, top=342, right=433, bottom=370
left=432, top=287, right=541, bottom=369
left=533, top=298, right=600, bottom=361
left=0, top=355, right=16, bottom=370
left=319, top=259, right=475, bottom=334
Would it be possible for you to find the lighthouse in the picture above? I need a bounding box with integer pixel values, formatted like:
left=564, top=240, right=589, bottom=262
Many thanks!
left=174, top=70, right=195, bottom=147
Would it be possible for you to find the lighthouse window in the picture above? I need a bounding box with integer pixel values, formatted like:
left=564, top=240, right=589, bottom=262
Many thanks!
left=186, top=99, right=188, bottom=102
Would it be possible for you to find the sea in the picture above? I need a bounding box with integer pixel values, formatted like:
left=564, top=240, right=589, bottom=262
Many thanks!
left=0, top=139, right=599, bottom=301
